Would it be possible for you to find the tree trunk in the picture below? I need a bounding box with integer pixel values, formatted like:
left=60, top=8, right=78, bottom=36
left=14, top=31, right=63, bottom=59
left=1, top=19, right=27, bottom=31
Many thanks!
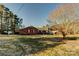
left=61, top=31, right=66, bottom=39
left=1, top=14, right=2, bottom=34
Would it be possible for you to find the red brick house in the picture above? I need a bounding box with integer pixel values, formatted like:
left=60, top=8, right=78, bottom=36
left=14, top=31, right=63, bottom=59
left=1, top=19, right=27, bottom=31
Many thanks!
left=17, top=26, right=49, bottom=35
left=18, top=26, right=39, bottom=35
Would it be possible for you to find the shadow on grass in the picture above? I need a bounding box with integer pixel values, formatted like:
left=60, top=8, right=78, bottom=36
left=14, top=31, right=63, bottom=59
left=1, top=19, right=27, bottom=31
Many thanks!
left=15, top=37, right=79, bottom=56
left=49, top=37, right=79, bottom=40
left=64, top=37, right=79, bottom=40
left=15, top=37, right=63, bottom=56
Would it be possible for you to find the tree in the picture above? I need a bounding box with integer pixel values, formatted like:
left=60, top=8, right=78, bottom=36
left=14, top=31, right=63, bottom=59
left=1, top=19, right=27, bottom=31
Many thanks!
left=0, top=4, right=23, bottom=34
left=0, top=5, right=4, bottom=34
left=13, top=14, right=23, bottom=34
left=9, top=11, right=15, bottom=34
left=4, top=7, right=10, bottom=34
left=48, top=4, right=79, bottom=38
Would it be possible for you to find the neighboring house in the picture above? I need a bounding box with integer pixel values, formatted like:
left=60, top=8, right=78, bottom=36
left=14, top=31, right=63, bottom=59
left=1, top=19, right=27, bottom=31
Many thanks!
left=49, top=25, right=61, bottom=35
left=37, top=26, right=49, bottom=34
left=51, top=30, right=59, bottom=34
left=16, top=26, right=49, bottom=35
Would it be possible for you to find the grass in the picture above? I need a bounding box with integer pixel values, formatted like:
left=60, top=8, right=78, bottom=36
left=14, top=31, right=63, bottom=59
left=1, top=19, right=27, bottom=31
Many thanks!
left=0, top=36, right=64, bottom=56
left=0, top=34, right=79, bottom=40
left=0, top=35, right=63, bottom=39
left=0, top=35, right=79, bottom=56
left=33, top=40, right=79, bottom=56
left=17, top=37, right=63, bottom=55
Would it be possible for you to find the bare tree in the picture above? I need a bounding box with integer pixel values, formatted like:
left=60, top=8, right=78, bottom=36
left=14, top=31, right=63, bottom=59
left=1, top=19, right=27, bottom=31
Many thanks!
left=48, top=4, right=79, bottom=38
